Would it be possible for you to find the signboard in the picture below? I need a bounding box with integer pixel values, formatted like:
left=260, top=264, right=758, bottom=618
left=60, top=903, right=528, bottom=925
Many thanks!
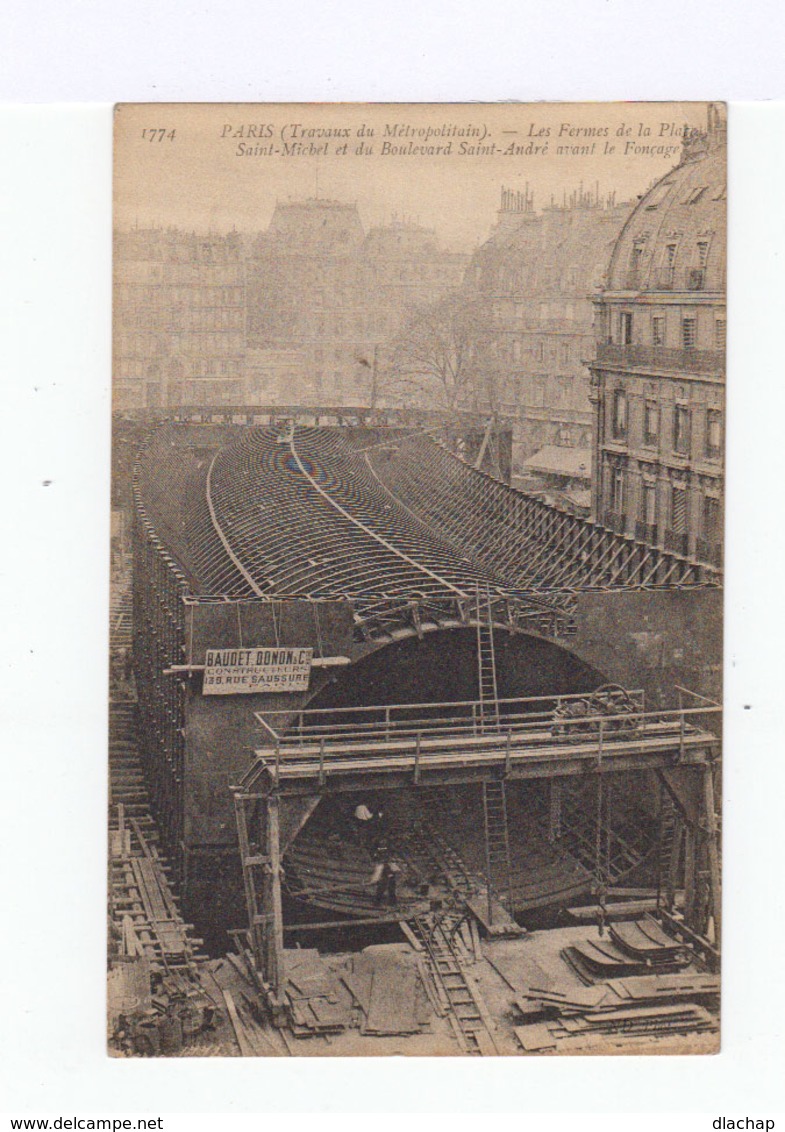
left=202, top=647, right=313, bottom=695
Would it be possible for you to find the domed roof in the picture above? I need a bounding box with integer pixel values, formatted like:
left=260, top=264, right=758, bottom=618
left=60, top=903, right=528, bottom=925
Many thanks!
left=606, top=142, right=726, bottom=293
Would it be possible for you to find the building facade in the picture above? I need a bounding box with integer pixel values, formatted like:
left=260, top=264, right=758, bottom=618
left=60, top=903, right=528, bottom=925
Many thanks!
left=588, top=106, right=726, bottom=567
left=245, top=200, right=467, bottom=405
left=113, top=228, right=247, bottom=410
left=466, top=186, right=634, bottom=465
left=114, top=207, right=466, bottom=411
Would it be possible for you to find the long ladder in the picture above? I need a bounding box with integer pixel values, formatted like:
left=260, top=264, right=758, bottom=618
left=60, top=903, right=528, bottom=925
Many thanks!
left=408, top=915, right=497, bottom=1055
left=475, top=586, right=500, bottom=733
left=482, top=780, right=514, bottom=922
left=657, top=790, right=682, bottom=913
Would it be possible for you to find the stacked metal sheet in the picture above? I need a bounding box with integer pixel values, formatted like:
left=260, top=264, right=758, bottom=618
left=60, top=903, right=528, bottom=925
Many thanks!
left=513, top=970, right=720, bottom=1049
left=562, top=916, right=690, bottom=983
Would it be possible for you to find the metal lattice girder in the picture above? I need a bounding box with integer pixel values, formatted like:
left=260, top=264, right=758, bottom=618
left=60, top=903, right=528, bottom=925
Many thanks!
left=135, top=423, right=718, bottom=649
left=203, top=426, right=565, bottom=627
left=367, top=434, right=719, bottom=595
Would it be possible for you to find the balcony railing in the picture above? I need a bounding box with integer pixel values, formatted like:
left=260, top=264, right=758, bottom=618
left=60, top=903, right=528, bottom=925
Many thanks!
left=635, top=520, right=658, bottom=545
left=246, top=688, right=722, bottom=788
left=604, top=510, right=627, bottom=535
left=664, top=529, right=689, bottom=556
left=695, top=537, right=723, bottom=568
left=595, top=344, right=725, bottom=375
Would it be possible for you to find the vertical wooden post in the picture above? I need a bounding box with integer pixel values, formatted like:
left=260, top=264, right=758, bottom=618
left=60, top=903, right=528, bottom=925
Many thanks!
left=666, top=816, right=683, bottom=913
left=234, top=792, right=265, bottom=978
left=265, top=793, right=285, bottom=1003
left=484, top=786, right=494, bottom=930
left=679, top=706, right=686, bottom=763
left=683, top=825, right=697, bottom=930
left=702, top=764, right=722, bottom=952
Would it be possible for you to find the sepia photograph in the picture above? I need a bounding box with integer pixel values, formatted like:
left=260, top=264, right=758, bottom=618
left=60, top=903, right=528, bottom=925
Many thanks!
left=108, top=101, right=725, bottom=1058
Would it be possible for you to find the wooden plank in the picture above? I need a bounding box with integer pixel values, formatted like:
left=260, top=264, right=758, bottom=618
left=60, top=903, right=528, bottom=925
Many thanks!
left=364, top=961, right=420, bottom=1035
left=415, top=958, right=446, bottom=1018
left=466, top=893, right=519, bottom=934
left=221, top=989, right=256, bottom=1057
left=514, top=1023, right=557, bottom=1052
left=474, top=1029, right=498, bottom=1056
left=399, top=921, right=424, bottom=951
left=470, top=918, right=483, bottom=964
left=464, top=978, right=500, bottom=1054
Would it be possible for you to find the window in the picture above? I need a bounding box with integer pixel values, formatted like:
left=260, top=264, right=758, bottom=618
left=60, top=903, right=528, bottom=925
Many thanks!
left=673, top=404, right=691, bottom=455
left=681, top=317, right=697, bottom=350
left=688, top=240, right=710, bottom=290
left=706, top=410, right=722, bottom=459
left=703, top=496, right=721, bottom=541
left=663, top=244, right=678, bottom=287
left=621, top=312, right=633, bottom=345
left=630, top=242, right=645, bottom=283
left=644, top=400, right=659, bottom=445
left=612, top=388, right=628, bottom=439
left=612, top=468, right=625, bottom=514
left=652, top=316, right=665, bottom=346
left=641, top=482, right=657, bottom=526
left=715, top=318, right=726, bottom=350
left=671, top=486, right=688, bottom=534
left=644, top=181, right=674, bottom=210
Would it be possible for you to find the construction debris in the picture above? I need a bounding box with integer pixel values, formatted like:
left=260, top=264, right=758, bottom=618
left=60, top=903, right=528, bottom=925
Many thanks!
left=511, top=967, right=719, bottom=1050
left=283, top=949, right=353, bottom=1036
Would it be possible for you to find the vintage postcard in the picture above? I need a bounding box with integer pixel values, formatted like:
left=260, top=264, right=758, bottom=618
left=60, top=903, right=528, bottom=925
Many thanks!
left=109, top=102, right=724, bottom=1057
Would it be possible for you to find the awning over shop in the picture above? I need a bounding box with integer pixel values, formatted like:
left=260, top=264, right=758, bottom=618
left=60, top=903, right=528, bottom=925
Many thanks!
left=523, top=446, right=591, bottom=480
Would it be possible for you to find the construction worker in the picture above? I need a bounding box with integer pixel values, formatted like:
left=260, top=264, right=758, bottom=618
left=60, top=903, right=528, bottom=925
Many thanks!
left=372, top=851, right=402, bottom=906
left=353, top=800, right=374, bottom=849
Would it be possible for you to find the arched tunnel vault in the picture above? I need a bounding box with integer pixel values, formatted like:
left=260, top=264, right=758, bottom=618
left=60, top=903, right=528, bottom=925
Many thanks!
left=273, top=626, right=664, bottom=935
left=307, top=625, right=609, bottom=712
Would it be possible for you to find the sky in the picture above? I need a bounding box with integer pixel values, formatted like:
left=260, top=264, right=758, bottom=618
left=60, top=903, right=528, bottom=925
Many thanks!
left=115, top=102, right=712, bottom=251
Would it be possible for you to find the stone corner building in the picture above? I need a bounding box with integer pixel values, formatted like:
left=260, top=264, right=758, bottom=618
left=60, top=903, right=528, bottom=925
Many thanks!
left=465, top=185, right=634, bottom=464
left=589, top=105, right=726, bottom=568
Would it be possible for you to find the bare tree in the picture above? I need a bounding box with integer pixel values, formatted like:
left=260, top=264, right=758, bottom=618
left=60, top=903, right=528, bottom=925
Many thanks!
left=383, top=293, right=498, bottom=412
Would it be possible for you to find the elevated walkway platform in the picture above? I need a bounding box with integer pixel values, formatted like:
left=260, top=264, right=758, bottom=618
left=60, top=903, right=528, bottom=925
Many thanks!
left=241, top=691, right=720, bottom=797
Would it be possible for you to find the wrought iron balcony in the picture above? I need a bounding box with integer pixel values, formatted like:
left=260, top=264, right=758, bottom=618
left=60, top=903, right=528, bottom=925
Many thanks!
left=604, top=510, right=627, bottom=535
left=635, top=520, right=659, bottom=545
left=695, top=537, right=723, bottom=568
left=595, top=343, right=725, bottom=375
left=664, top=529, right=689, bottom=556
